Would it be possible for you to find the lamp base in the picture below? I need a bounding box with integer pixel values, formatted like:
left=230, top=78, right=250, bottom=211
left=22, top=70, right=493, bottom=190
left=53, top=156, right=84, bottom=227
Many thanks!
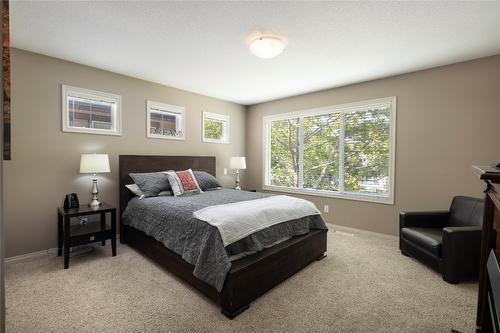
left=234, top=170, right=241, bottom=190
left=89, top=177, right=101, bottom=208
left=89, top=198, right=101, bottom=208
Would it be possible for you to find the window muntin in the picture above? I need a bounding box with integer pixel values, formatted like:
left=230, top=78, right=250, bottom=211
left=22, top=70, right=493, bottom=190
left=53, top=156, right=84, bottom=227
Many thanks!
left=147, top=101, right=185, bottom=140
left=203, top=112, right=229, bottom=144
left=263, top=97, right=396, bottom=204
left=62, top=85, right=121, bottom=135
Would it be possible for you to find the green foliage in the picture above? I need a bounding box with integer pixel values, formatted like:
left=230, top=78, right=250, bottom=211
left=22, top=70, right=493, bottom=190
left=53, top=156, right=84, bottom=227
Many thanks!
left=270, top=118, right=299, bottom=187
left=204, top=118, right=223, bottom=140
left=343, top=108, right=390, bottom=193
left=303, top=114, right=340, bottom=191
left=269, top=107, right=391, bottom=195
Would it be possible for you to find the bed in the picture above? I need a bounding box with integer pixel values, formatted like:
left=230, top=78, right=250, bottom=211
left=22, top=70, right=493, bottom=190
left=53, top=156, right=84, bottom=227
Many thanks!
left=119, top=155, right=328, bottom=319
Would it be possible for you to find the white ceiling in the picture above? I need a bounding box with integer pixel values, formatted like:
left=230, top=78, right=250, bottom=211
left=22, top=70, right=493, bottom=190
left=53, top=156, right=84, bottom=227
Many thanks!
left=11, top=1, right=500, bottom=105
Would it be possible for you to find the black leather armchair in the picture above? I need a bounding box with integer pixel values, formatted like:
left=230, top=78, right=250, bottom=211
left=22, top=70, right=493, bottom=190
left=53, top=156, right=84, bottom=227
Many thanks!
left=399, top=196, right=484, bottom=283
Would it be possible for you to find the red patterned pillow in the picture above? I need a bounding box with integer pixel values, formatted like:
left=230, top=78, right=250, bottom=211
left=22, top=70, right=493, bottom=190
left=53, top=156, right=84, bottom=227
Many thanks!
left=165, top=169, right=202, bottom=196
left=176, top=170, right=198, bottom=191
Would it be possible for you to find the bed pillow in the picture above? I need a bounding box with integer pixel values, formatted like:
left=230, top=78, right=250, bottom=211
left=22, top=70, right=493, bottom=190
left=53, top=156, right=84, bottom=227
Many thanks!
left=129, top=172, right=171, bottom=198
left=193, top=171, right=222, bottom=191
left=125, top=184, right=144, bottom=198
left=126, top=183, right=172, bottom=199
left=165, top=169, right=203, bottom=196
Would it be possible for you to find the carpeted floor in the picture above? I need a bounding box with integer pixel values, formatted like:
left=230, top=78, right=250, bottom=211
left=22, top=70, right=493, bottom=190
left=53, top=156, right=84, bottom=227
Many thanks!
left=6, top=225, right=477, bottom=333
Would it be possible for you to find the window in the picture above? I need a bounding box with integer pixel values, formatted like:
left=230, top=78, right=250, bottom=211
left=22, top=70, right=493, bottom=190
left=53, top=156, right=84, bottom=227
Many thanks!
left=203, top=112, right=229, bottom=144
left=147, top=101, right=185, bottom=140
left=62, top=85, right=122, bottom=135
left=263, top=97, right=396, bottom=204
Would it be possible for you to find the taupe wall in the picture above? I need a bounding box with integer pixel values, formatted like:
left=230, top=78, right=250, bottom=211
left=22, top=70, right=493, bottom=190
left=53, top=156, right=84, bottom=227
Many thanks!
left=246, top=55, right=500, bottom=235
left=5, top=49, right=500, bottom=256
left=5, top=49, right=247, bottom=257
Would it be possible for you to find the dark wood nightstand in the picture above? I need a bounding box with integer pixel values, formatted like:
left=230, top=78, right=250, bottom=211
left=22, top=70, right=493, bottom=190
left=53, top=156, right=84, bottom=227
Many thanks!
left=57, top=203, right=116, bottom=269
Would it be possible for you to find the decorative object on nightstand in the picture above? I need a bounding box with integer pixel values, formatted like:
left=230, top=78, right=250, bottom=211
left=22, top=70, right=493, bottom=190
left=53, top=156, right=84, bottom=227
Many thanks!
left=230, top=156, right=246, bottom=190
left=79, top=154, right=110, bottom=207
left=57, top=203, right=116, bottom=269
left=63, top=193, right=79, bottom=209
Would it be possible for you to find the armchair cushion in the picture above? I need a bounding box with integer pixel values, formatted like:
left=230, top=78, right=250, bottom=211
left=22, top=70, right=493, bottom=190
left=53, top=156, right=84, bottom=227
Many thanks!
left=401, top=227, right=443, bottom=257
left=449, top=196, right=484, bottom=227
left=399, top=211, right=449, bottom=229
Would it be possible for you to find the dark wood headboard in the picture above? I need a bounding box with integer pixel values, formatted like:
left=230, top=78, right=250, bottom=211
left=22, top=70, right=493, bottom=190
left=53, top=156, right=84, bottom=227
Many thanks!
left=118, top=155, right=216, bottom=242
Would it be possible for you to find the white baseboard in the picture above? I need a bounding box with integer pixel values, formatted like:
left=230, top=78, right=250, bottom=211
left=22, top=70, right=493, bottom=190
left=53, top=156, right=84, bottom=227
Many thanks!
left=5, top=248, right=58, bottom=265
left=327, top=223, right=397, bottom=239
left=5, top=234, right=121, bottom=265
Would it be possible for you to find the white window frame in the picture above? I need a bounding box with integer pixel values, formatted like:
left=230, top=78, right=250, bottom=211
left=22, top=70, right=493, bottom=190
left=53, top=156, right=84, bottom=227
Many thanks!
left=62, top=85, right=122, bottom=136
left=146, top=100, right=186, bottom=141
left=202, top=112, right=230, bottom=144
left=262, top=96, right=397, bottom=205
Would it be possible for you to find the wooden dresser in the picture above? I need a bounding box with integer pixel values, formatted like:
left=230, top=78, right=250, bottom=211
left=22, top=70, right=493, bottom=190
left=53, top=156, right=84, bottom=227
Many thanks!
left=474, top=166, right=500, bottom=332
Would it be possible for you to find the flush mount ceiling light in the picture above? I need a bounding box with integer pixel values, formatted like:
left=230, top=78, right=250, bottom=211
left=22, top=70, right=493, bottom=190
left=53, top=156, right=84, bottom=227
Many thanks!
left=249, top=35, right=286, bottom=59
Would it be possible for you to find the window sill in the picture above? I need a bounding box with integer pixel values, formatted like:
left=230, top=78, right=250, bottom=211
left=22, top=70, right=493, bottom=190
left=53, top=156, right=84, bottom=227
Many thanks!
left=63, top=127, right=122, bottom=136
left=146, top=134, right=185, bottom=141
left=262, top=185, right=394, bottom=205
left=202, top=138, right=229, bottom=144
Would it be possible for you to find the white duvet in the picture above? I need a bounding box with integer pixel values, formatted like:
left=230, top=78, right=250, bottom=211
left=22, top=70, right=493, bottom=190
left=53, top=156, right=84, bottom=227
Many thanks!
left=193, top=195, right=321, bottom=247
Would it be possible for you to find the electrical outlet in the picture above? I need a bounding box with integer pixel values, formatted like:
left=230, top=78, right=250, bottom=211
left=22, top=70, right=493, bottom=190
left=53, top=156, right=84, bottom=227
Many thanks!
left=223, top=168, right=228, bottom=175
left=323, top=205, right=329, bottom=213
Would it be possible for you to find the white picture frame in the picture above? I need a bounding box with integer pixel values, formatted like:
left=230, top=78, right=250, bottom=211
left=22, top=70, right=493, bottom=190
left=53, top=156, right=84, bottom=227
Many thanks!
left=146, top=100, right=186, bottom=140
left=202, top=112, right=229, bottom=144
left=61, top=85, right=122, bottom=136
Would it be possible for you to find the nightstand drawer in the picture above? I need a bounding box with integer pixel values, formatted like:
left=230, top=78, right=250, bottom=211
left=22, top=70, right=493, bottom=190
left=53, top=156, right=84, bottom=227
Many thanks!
left=69, top=230, right=113, bottom=247
left=69, top=219, right=110, bottom=236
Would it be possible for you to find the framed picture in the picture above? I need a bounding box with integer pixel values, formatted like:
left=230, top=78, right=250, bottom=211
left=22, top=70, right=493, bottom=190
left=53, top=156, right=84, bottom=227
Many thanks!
left=146, top=100, right=185, bottom=140
left=202, top=112, right=229, bottom=144
left=62, top=85, right=122, bottom=136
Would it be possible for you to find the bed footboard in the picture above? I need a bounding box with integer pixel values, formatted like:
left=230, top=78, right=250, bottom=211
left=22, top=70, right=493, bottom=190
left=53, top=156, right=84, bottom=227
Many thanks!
left=124, top=225, right=327, bottom=319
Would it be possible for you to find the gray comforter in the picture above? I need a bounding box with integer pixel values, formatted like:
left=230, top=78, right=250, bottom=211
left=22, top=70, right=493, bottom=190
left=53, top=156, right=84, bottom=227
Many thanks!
left=122, top=189, right=327, bottom=291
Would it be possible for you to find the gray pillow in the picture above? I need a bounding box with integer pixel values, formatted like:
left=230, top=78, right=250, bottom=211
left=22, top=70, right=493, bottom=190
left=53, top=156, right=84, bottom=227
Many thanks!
left=129, top=172, right=171, bottom=197
left=194, top=171, right=222, bottom=191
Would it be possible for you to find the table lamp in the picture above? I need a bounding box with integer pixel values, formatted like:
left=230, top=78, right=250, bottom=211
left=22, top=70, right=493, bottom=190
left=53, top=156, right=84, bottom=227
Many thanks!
left=230, top=156, right=246, bottom=190
left=79, top=154, right=110, bottom=207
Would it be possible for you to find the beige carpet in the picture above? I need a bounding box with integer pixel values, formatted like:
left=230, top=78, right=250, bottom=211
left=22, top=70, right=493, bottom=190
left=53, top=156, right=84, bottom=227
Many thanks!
left=6, top=226, right=477, bottom=333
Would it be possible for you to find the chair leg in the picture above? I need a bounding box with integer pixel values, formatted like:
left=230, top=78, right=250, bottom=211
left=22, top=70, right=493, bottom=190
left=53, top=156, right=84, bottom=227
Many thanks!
left=221, top=304, right=249, bottom=319
left=442, top=276, right=460, bottom=284
left=401, top=250, right=410, bottom=257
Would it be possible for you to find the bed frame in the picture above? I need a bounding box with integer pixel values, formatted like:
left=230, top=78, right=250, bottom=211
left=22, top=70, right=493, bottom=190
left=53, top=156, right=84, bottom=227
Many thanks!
left=119, top=155, right=327, bottom=319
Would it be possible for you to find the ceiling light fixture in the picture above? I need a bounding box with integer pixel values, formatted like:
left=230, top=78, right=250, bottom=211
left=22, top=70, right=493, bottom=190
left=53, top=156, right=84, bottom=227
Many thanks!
left=249, top=35, right=286, bottom=59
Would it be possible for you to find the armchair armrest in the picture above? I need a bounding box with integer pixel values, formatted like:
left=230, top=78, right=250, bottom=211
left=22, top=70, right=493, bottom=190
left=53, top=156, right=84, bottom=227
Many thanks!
left=441, top=226, right=482, bottom=282
left=399, top=211, right=449, bottom=229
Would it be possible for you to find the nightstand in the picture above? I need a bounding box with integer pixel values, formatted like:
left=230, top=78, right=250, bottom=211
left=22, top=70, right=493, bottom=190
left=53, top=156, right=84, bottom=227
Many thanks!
left=57, top=203, right=116, bottom=269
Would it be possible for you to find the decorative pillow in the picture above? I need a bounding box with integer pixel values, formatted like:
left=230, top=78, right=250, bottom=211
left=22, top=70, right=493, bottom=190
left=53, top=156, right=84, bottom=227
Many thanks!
left=165, top=169, right=203, bottom=196
left=125, top=184, right=144, bottom=198
left=126, top=183, right=172, bottom=199
left=129, top=172, right=171, bottom=198
left=193, top=171, right=222, bottom=191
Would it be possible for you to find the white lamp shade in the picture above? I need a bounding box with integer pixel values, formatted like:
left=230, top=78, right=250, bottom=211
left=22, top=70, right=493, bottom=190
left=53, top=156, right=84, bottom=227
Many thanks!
left=79, top=154, right=110, bottom=174
left=230, top=156, right=246, bottom=170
